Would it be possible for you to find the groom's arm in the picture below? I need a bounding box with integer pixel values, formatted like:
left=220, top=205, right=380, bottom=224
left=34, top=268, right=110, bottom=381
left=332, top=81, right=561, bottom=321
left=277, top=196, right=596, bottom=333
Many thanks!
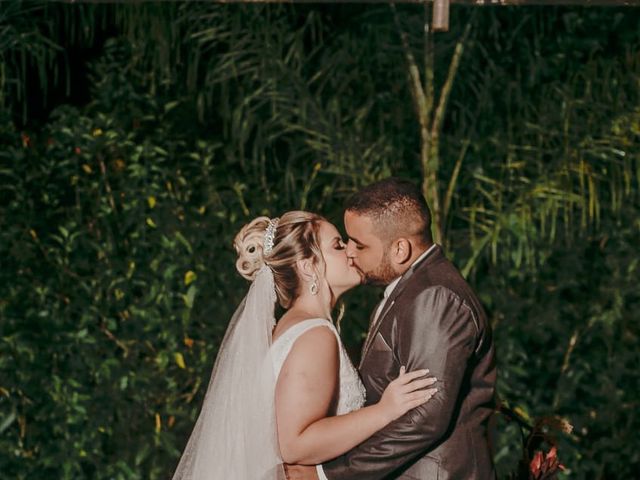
left=322, top=286, right=478, bottom=480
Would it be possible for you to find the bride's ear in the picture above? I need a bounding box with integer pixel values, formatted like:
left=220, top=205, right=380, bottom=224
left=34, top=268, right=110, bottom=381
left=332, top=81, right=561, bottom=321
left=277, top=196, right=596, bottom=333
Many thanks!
left=296, top=258, right=316, bottom=282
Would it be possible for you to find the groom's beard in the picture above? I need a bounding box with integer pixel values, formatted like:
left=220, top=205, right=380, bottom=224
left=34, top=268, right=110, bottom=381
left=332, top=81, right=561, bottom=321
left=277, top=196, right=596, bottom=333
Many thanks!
left=362, top=251, right=397, bottom=286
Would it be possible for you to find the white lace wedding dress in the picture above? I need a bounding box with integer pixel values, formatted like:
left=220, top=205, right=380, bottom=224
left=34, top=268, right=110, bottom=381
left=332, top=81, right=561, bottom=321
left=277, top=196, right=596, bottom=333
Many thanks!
left=271, top=318, right=366, bottom=415
left=174, top=270, right=362, bottom=480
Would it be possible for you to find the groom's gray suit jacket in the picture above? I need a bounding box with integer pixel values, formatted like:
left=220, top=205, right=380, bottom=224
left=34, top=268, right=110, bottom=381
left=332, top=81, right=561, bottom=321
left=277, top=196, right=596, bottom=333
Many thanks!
left=324, top=246, right=496, bottom=479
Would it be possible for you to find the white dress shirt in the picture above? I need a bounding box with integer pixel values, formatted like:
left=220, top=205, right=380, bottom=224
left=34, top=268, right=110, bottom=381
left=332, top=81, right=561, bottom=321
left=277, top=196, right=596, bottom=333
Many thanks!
left=372, top=243, right=437, bottom=325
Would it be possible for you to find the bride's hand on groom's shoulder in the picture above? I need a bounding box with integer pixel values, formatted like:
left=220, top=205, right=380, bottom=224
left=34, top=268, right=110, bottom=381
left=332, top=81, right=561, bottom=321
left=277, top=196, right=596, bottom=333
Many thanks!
left=283, top=463, right=319, bottom=480
left=377, top=366, right=438, bottom=423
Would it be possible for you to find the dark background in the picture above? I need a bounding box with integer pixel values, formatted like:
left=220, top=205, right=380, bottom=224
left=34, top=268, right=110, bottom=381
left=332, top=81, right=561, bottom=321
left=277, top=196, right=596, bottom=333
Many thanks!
left=1, top=2, right=639, bottom=479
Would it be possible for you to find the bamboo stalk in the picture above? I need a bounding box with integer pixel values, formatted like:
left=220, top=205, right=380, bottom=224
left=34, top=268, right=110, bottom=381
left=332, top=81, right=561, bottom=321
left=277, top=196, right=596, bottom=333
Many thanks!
left=391, top=3, right=429, bottom=132
left=431, top=13, right=474, bottom=140
left=443, top=137, right=471, bottom=225
left=552, top=329, right=579, bottom=409
left=391, top=3, right=444, bottom=243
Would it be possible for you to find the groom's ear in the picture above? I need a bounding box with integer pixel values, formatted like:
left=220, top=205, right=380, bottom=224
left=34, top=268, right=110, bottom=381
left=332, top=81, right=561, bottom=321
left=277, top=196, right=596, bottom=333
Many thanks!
left=391, top=238, right=412, bottom=265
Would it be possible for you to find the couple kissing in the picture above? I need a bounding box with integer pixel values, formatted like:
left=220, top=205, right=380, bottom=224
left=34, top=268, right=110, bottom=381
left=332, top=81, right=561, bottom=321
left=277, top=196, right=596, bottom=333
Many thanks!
left=172, top=177, right=496, bottom=480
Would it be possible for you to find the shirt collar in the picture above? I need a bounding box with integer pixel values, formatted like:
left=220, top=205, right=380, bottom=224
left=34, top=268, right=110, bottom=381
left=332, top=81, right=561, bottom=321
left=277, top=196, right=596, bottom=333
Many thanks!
left=383, top=243, right=438, bottom=298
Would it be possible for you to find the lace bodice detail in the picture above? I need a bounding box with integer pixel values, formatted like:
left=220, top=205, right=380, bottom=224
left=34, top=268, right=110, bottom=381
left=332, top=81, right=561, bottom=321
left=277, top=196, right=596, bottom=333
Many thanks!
left=271, top=318, right=366, bottom=415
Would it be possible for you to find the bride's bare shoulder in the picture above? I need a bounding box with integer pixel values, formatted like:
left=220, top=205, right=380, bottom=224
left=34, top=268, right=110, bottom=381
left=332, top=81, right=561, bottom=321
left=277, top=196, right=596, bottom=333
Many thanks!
left=272, top=316, right=333, bottom=343
left=278, top=320, right=339, bottom=373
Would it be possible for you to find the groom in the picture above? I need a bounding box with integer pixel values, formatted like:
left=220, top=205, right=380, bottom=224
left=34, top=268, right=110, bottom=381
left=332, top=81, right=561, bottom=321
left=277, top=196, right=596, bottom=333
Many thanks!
left=287, top=177, right=496, bottom=479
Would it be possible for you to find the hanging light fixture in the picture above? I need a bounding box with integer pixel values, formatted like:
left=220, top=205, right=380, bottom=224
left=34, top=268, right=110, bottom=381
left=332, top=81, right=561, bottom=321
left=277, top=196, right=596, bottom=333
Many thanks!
left=432, top=0, right=450, bottom=32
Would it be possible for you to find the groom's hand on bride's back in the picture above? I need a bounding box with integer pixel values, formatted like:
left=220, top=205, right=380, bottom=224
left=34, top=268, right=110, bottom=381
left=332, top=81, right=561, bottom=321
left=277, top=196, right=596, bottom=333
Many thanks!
left=283, top=464, right=319, bottom=480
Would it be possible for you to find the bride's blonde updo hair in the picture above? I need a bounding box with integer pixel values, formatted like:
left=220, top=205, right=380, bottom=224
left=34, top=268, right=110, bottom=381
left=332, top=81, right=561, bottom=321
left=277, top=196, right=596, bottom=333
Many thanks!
left=233, top=211, right=325, bottom=308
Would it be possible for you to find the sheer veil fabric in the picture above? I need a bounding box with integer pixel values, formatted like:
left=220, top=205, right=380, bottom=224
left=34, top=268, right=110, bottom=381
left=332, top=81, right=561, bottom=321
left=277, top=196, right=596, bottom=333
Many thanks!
left=172, top=266, right=285, bottom=480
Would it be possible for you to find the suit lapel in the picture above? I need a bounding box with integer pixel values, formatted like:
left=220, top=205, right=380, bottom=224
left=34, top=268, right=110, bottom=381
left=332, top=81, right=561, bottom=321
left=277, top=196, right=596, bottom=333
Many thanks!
left=359, top=245, right=442, bottom=367
left=359, top=297, right=384, bottom=361
left=359, top=281, right=405, bottom=367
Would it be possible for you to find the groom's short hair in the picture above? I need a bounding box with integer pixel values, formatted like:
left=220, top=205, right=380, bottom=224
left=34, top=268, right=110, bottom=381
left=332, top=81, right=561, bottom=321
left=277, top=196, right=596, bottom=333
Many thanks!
left=345, top=177, right=433, bottom=245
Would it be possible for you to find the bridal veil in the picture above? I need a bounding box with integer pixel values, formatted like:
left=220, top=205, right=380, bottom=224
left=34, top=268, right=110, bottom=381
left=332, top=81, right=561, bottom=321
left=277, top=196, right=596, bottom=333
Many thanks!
left=172, top=266, right=285, bottom=480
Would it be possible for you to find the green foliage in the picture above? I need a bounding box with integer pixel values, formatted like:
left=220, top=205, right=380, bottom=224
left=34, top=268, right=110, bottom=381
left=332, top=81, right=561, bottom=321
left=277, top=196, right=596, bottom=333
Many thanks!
left=1, top=4, right=639, bottom=479
left=0, top=78, right=241, bottom=478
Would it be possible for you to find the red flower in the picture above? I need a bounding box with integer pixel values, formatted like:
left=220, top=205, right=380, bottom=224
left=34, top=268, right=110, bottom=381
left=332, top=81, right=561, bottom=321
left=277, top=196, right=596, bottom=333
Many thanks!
left=74, top=147, right=82, bottom=155
left=530, top=450, right=543, bottom=477
left=529, top=446, right=563, bottom=479
left=543, top=447, right=560, bottom=473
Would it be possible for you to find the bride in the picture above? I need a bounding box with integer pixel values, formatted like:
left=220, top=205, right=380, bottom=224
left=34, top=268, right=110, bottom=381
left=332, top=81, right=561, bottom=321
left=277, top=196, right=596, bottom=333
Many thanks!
left=172, top=211, right=437, bottom=479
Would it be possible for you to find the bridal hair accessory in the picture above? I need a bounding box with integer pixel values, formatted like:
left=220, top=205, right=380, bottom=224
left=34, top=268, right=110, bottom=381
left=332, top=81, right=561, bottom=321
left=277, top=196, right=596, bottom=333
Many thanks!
left=263, top=218, right=279, bottom=255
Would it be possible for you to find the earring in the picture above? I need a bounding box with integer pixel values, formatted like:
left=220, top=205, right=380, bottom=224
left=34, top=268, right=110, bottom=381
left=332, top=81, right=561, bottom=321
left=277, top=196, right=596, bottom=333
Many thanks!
left=310, top=279, right=319, bottom=295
